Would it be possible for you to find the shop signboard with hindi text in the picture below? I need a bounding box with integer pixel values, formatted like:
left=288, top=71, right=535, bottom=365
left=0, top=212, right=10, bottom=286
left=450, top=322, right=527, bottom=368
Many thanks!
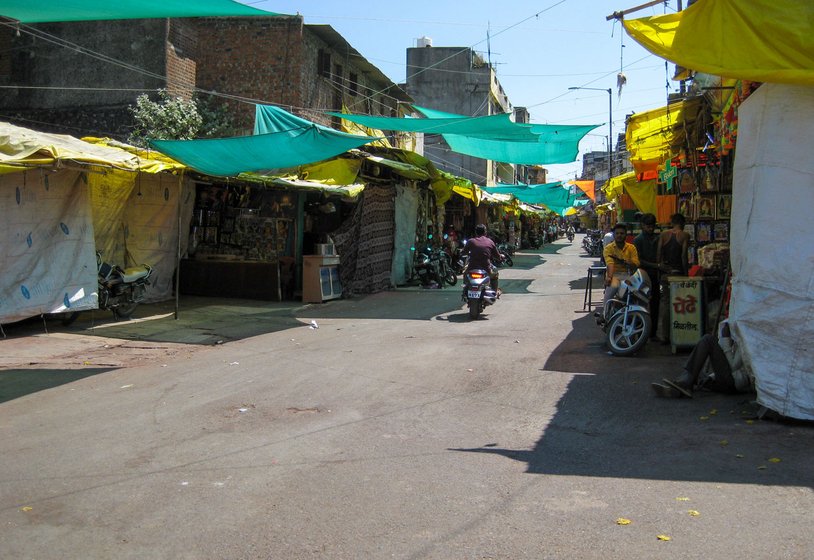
left=668, top=276, right=704, bottom=352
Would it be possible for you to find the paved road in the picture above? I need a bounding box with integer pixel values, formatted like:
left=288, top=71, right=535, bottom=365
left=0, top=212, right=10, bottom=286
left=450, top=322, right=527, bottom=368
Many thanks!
left=2, top=238, right=813, bottom=559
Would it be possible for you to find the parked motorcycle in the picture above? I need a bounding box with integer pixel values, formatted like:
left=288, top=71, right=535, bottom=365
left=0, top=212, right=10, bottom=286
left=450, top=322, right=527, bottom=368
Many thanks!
left=414, top=247, right=456, bottom=287
left=462, top=268, right=498, bottom=319
left=583, top=229, right=603, bottom=257
left=596, top=264, right=652, bottom=356
left=496, top=242, right=514, bottom=267
left=63, top=252, right=153, bottom=324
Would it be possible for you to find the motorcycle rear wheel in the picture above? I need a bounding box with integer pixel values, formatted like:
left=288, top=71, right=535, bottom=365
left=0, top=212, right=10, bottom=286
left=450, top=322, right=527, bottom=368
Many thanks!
left=468, top=299, right=481, bottom=319
left=113, top=303, right=138, bottom=320
left=606, top=310, right=651, bottom=356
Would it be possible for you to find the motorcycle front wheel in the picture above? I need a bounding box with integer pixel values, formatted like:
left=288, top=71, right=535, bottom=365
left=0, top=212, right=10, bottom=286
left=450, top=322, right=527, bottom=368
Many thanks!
left=467, top=299, right=481, bottom=319
left=503, top=255, right=514, bottom=267
left=444, top=269, right=458, bottom=286
left=606, top=310, right=651, bottom=356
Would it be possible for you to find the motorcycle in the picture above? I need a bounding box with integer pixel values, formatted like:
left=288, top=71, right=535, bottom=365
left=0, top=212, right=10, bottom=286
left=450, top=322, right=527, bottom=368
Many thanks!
left=567, top=231, right=575, bottom=242
left=414, top=246, right=457, bottom=288
left=497, top=242, right=514, bottom=267
left=462, top=267, right=498, bottom=319
left=583, top=229, right=603, bottom=257
left=63, top=252, right=153, bottom=324
left=596, top=264, right=652, bottom=356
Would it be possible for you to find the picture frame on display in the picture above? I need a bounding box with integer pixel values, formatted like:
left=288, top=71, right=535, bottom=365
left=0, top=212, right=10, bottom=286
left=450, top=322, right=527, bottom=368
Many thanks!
left=683, top=223, right=695, bottom=242
left=696, top=222, right=712, bottom=243
left=696, top=195, right=716, bottom=220
left=717, top=194, right=733, bottom=220
left=713, top=222, right=729, bottom=242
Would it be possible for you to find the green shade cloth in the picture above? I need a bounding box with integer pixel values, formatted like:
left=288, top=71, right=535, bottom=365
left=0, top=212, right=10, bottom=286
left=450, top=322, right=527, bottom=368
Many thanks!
left=333, top=106, right=598, bottom=165
left=328, top=111, right=539, bottom=141
left=416, top=106, right=598, bottom=165
left=483, top=182, right=576, bottom=214
left=255, top=104, right=339, bottom=136
left=150, top=106, right=377, bottom=176
left=0, top=0, right=279, bottom=22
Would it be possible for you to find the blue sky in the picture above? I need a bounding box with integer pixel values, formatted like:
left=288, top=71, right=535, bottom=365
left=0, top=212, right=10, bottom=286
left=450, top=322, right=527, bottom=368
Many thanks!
left=248, top=0, right=682, bottom=181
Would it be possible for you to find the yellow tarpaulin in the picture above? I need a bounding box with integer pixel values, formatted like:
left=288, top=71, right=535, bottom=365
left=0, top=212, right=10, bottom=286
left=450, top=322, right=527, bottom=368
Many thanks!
left=624, top=178, right=657, bottom=216
left=0, top=122, right=181, bottom=174
left=623, top=0, right=814, bottom=86
left=603, top=172, right=656, bottom=215
left=625, top=98, right=700, bottom=175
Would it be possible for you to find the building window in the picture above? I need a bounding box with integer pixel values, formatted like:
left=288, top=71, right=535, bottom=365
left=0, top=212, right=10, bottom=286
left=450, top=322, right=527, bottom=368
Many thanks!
left=348, top=72, right=358, bottom=96
left=317, top=49, right=331, bottom=78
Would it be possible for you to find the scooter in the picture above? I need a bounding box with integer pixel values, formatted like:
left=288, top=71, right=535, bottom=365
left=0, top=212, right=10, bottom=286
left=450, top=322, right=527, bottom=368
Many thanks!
left=567, top=231, right=575, bottom=242
left=63, top=252, right=153, bottom=324
left=462, top=268, right=498, bottom=319
left=596, top=264, right=652, bottom=356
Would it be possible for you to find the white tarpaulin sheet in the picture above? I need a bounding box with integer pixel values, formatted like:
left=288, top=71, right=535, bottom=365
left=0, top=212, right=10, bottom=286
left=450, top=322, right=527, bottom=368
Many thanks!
left=729, top=83, right=814, bottom=420
left=0, top=169, right=98, bottom=323
left=391, top=183, right=420, bottom=286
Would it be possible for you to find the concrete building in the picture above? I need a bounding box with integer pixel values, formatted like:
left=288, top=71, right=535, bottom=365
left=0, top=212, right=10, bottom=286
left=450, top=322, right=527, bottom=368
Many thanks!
left=405, top=42, right=517, bottom=186
left=0, top=16, right=409, bottom=140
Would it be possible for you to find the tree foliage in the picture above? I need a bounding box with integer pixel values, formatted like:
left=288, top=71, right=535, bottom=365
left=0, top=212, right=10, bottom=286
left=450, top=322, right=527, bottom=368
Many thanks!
left=128, top=90, right=234, bottom=147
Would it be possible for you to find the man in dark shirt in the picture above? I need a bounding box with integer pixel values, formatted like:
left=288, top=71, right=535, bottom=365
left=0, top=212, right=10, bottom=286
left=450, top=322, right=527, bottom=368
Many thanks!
left=462, top=224, right=502, bottom=291
left=633, top=213, right=661, bottom=340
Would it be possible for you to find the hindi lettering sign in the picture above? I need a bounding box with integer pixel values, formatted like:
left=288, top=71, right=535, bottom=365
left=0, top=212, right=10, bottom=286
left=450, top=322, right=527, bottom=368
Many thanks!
left=668, top=276, right=704, bottom=351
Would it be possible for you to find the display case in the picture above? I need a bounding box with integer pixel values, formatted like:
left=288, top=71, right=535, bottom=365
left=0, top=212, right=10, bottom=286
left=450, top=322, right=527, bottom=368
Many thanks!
left=302, top=255, right=342, bottom=303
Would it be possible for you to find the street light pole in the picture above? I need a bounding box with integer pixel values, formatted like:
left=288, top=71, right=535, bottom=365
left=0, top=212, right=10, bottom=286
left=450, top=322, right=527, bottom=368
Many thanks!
left=569, top=86, right=613, bottom=184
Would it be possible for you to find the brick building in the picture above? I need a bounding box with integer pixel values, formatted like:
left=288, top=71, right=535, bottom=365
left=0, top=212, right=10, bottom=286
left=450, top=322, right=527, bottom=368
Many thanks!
left=0, top=15, right=409, bottom=139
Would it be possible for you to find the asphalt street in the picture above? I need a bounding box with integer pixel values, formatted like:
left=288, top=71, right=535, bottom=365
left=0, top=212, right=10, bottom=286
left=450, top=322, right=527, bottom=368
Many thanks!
left=1, top=237, right=812, bottom=559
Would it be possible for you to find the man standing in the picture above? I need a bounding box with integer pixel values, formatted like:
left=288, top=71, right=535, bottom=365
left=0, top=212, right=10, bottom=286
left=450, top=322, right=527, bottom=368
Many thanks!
left=657, top=213, right=691, bottom=341
left=603, top=223, right=640, bottom=305
left=633, top=213, right=661, bottom=340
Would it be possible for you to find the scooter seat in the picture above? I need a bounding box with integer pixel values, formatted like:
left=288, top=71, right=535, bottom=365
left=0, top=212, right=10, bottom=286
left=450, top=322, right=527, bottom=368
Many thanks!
left=121, top=265, right=151, bottom=283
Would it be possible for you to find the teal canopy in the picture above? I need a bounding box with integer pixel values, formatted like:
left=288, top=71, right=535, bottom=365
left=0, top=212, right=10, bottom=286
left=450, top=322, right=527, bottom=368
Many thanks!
left=415, top=106, right=598, bottom=165
left=150, top=106, right=377, bottom=176
left=483, top=182, right=577, bottom=214
left=0, top=0, right=279, bottom=22
left=328, top=110, right=539, bottom=141
left=332, top=106, right=598, bottom=165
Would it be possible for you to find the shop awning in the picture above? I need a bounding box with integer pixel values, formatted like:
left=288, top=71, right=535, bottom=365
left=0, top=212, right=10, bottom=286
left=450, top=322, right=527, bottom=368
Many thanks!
left=0, top=121, right=182, bottom=174
left=0, top=0, right=280, bottom=22
left=623, top=0, right=814, bottom=86
left=625, top=98, right=701, bottom=175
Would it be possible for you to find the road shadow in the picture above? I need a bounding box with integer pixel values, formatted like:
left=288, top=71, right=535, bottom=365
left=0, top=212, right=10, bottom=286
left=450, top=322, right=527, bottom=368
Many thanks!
left=0, top=367, right=115, bottom=403
left=2, top=297, right=308, bottom=346
left=450, top=313, right=814, bottom=488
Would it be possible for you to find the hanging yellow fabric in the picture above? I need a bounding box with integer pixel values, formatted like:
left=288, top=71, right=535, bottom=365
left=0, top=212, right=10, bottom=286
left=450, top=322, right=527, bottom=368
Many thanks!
left=625, top=99, right=700, bottom=175
left=604, top=172, right=633, bottom=201
left=623, top=0, right=814, bottom=86
left=624, top=178, right=657, bottom=216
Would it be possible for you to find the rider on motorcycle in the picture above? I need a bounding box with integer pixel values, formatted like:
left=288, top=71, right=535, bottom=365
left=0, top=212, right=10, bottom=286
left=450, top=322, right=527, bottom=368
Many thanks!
left=462, top=224, right=503, bottom=293
left=567, top=223, right=575, bottom=241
